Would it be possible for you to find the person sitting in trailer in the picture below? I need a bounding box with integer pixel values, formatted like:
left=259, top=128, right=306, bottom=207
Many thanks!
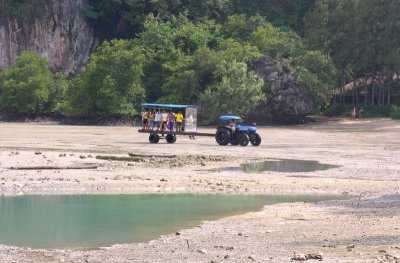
left=175, top=111, right=184, bottom=132
left=167, top=111, right=176, bottom=131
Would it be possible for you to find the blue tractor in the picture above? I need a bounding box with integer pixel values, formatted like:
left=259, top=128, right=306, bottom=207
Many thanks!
left=215, top=115, right=261, bottom=146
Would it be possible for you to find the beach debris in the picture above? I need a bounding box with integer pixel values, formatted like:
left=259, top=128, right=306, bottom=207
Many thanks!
left=306, top=252, right=324, bottom=260
left=248, top=255, right=256, bottom=261
left=292, top=252, right=323, bottom=261
left=59, top=153, right=66, bottom=157
left=292, top=253, right=307, bottom=261
left=175, top=231, right=181, bottom=235
left=197, top=249, right=207, bottom=254
left=96, top=155, right=143, bottom=162
left=347, top=244, right=355, bottom=251
left=79, top=155, right=87, bottom=159
left=160, top=178, right=168, bottom=182
left=35, top=152, right=42, bottom=155
left=8, top=165, right=98, bottom=170
left=376, top=250, right=400, bottom=262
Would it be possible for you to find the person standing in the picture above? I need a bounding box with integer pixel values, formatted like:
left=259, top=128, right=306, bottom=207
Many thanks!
left=168, top=111, right=176, bottom=131
left=154, top=111, right=162, bottom=130
left=175, top=111, right=184, bottom=132
left=351, top=107, right=356, bottom=120
left=141, top=108, right=149, bottom=130
left=148, top=110, right=155, bottom=130
left=161, top=110, right=168, bottom=132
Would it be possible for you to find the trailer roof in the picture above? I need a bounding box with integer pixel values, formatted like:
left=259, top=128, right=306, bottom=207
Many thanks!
left=141, top=103, right=194, bottom=109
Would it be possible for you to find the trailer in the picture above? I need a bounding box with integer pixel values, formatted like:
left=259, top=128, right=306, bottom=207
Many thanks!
left=138, top=103, right=214, bottom=144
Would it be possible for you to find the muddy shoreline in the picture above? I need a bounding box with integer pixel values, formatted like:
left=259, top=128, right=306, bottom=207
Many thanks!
left=0, top=119, right=400, bottom=262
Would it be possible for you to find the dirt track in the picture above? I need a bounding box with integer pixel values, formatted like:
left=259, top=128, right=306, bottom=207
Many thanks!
left=0, top=119, right=400, bottom=262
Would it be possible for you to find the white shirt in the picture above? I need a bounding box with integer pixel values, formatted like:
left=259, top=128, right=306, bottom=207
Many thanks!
left=155, top=112, right=162, bottom=122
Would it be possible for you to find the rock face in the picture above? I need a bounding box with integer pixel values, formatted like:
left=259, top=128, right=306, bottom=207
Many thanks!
left=248, top=56, right=314, bottom=124
left=0, top=0, right=97, bottom=76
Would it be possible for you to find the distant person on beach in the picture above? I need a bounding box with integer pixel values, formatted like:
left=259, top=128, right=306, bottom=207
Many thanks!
left=351, top=107, right=356, bottom=119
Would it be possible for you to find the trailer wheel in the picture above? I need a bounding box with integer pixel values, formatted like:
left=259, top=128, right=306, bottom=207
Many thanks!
left=238, top=133, right=250, bottom=146
left=250, top=133, right=261, bottom=146
left=216, top=129, right=230, bottom=145
left=166, top=133, right=177, bottom=144
left=149, top=133, right=160, bottom=143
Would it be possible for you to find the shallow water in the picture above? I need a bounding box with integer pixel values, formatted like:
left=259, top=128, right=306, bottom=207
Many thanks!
left=240, top=159, right=339, bottom=173
left=0, top=194, right=345, bottom=249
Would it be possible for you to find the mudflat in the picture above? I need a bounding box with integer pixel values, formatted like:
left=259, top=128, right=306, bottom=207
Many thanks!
left=0, top=119, right=399, bottom=262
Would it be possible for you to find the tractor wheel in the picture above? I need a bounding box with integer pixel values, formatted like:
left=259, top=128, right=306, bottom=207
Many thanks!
left=215, top=129, right=231, bottom=146
left=149, top=133, right=160, bottom=144
left=250, top=133, right=261, bottom=146
left=230, top=136, right=239, bottom=145
left=238, top=133, right=250, bottom=146
left=166, top=133, right=177, bottom=144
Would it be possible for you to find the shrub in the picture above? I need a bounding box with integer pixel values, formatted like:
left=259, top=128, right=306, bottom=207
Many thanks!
left=362, top=105, right=391, bottom=118
left=324, top=104, right=351, bottom=117
left=390, top=105, right=400, bottom=120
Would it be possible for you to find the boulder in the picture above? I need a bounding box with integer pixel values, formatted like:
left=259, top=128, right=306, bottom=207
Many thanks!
left=247, top=56, right=314, bottom=124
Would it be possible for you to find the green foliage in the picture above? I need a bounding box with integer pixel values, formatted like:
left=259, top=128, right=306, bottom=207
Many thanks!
left=199, top=60, right=264, bottom=123
left=81, top=0, right=229, bottom=40
left=81, top=0, right=314, bottom=40
left=67, top=40, right=145, bottom=116
left=362, top=105, right=392, bottom=118
left=228, top=0, right=314, bottom=33
left=250, top=24, right=303, bottom=59
left=0, top=51, right=66, bottom=114
left=323, top=104, right=351, bottom=117
left=291, top=50, right=336, bottom=109
left=305, top=0, right=400, bottom=107
left=390, top=105, right=400, bottom=120
left=222, top=14, right=267, bottom=42
left=0, top=0, right=49, bottom=20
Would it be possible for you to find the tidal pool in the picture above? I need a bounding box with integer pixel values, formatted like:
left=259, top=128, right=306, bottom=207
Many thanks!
left=0, top=194, right=345, bottom=249
left=240, top=159, right=339, bottom=173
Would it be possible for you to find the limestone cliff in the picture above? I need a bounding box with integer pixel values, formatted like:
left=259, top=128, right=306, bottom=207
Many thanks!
left=0, top=0, right=97, bottom=76
left=248, top=57, right=314, bottom=123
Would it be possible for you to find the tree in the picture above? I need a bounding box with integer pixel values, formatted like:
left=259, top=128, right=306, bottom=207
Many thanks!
left=250, top=23, right=303, bottom=59
left=67, top=40, right=145, bottom=116
left=0, top=51, right=66, bottom=114
left=291, top=50, right=337, bottom=109
left=200, top=60, right=264, bottom=123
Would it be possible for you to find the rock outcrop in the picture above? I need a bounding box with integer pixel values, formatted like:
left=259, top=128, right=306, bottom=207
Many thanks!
left=0, top=0, right=97, bottom=76
left=248, top=56, right=314, bottom=124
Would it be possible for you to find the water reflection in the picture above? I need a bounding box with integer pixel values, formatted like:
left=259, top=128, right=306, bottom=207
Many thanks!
left=240, top=159, right=339, bottom=173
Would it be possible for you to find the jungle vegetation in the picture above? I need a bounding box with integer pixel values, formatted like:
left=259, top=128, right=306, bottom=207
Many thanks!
left=0, top=0, right=399, bottom=120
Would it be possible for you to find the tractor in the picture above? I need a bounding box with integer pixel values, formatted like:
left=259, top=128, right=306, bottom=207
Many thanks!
left=215, top=115, right=261, bottom=146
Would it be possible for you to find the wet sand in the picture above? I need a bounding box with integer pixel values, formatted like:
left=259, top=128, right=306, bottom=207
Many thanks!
left=0, top=119, right=399, bottom=262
